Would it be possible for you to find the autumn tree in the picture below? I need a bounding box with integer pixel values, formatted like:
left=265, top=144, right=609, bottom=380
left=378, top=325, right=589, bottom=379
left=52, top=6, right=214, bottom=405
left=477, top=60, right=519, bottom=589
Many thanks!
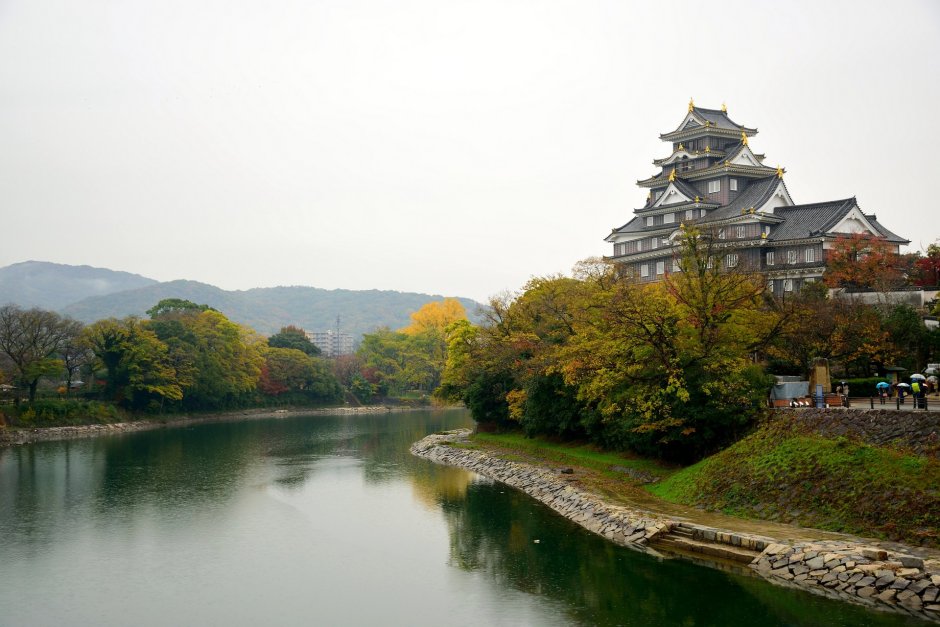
left=912, top=242, right=940, bottom=287
left=0, top=305, right=79, bottom=403
left=259, top=346, right=340, bottom=400
left=824, top=234, right=905, bottom=292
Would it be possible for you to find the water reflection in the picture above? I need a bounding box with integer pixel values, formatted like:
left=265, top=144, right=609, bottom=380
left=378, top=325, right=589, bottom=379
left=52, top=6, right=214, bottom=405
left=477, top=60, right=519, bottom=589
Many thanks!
left=0, top=410, right=925, bottom=627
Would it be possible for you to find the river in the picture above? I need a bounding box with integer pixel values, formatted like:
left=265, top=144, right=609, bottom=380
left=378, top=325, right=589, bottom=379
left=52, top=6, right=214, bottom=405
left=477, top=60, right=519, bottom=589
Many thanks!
left=0, top=409, right=924, bottom=626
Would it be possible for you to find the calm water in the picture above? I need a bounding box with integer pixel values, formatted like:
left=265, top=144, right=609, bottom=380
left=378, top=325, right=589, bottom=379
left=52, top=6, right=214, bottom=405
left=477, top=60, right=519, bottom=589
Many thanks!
left=0, top=409, right=923, bottom=626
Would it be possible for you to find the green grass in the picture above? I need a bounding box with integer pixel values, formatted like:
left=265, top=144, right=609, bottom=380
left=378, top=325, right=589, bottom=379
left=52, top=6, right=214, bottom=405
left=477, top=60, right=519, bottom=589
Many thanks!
left=471, top=431, right=675, bottom=480
left=648, top=421, right=940, bottom=546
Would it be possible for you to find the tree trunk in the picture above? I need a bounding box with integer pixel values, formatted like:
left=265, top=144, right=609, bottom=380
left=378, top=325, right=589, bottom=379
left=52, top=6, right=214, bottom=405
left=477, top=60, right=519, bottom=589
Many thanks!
left=28, top=379, right=38, bottom=403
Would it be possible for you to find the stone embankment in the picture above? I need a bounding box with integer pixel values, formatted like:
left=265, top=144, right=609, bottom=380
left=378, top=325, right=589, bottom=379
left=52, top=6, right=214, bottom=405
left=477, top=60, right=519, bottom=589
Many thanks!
left=412, top=429, right=940, bottom=622
left=0, top=405, right=404, bottom=447
left=778, top=408, right=940, bottom=457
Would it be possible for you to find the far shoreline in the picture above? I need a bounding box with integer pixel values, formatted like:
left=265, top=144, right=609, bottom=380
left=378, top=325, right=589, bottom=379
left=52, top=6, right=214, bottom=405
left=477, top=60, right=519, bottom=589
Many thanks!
left=0, top=403, right=460, bottom=447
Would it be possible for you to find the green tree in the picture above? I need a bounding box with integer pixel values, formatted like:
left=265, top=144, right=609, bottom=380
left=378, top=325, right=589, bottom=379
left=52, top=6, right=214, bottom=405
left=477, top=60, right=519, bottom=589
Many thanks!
left=82, top=317, right=182, bottom=408
left=268, top=325, right=321, bottom=356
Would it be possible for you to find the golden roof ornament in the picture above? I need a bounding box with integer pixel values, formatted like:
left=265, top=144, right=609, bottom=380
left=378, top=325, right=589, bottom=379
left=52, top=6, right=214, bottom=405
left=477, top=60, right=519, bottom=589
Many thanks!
left=741, top=131, right=748, bottom=146
left=705, top=145, right=710, bottom=153
left=668, top=169, right=677, bottom=182
left=776, top=166, right=784, bottom=179
left=694, top=195, right=700, bottom=203
left=678, top=143, right=684, bottom=151
left=705, top=120, right=711, bottom=127
left=688, top=97, right=695, bottom=112
left=761, top=232, right=768, bottom=239
left=721, top=102, right=727, bottom=113
left=749, top=207, right=756, bottom=214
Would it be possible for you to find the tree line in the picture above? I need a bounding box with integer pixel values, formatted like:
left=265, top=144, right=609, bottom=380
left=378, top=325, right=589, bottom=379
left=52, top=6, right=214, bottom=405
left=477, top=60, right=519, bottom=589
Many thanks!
left=432, top=230, right=940, bottom=462
left=0, top=298, right=341, bottom=413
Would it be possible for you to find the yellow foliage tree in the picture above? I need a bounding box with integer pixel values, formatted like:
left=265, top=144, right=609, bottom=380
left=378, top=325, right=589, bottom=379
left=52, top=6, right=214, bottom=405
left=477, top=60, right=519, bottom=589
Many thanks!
left=400, top=299, right=467, bottom=336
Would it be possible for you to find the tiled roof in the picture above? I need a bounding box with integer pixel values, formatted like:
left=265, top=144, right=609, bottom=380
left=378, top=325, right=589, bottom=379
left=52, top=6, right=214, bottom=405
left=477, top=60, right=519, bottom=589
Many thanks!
left=672, top=177, right=701, bottom=200
left=699, top=176, right=781, bottom=223
left=611, top=215, right=646, bottom=234
left=693, top=107, right=743, bottom=131
left=863, top=217, right=910, bottom=244
left=768, top=199, right=857, bottom=241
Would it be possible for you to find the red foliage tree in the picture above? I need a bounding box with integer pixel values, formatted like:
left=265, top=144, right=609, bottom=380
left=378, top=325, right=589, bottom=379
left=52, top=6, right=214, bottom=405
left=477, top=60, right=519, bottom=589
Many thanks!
left=823, top=234, right=905, bottom=291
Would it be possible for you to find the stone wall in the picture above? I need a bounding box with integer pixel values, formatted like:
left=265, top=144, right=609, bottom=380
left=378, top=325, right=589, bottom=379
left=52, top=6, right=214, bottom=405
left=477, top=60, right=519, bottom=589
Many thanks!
left=775, top=408, right=940, bottom=456
left=413, top=429, right=940, bottom=622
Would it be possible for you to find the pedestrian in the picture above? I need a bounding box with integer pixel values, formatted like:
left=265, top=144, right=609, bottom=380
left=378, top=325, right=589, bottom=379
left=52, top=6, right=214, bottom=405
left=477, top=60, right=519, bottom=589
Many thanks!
left=912, top=380, right=923, bottom=408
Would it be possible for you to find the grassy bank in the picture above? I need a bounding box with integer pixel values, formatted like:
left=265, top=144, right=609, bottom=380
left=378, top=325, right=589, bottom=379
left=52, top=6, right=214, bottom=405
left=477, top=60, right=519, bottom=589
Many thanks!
left=648, top=420, right=940, bottom=547
left=468, top=422, right=940, bottom=548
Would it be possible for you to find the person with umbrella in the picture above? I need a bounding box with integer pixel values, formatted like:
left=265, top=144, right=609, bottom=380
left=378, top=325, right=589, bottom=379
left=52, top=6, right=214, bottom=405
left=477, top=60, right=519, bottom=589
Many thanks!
left=876, top=381, right=890, bottom=404
left=928, top=375, right=939, bottom=397
left=897, top=382, right=911, bottom=404
left=911, top=374, right=926, bottom=408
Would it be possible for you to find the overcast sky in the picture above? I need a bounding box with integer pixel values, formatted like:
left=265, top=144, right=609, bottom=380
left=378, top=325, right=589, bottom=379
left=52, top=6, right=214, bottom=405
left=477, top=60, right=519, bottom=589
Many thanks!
left=1, top=0, right=938, bottom=303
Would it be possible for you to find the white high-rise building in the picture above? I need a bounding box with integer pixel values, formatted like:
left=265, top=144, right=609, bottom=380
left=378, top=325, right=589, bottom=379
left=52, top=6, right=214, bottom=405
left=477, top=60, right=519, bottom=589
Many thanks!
left=305, top=330, right=354, bottom=357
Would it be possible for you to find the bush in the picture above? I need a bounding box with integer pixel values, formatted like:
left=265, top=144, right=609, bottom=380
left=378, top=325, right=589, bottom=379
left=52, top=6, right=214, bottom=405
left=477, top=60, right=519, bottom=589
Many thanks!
left=11, top=400, right=120, bottom=427
left=839, top=377, right=890, bottom=397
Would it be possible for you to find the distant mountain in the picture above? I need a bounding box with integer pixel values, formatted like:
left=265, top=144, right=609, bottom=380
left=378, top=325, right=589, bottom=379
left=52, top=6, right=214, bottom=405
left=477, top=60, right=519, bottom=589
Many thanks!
left=60, top=279, right=483, bottom=338
left=0, top=261, right=157, bottom=310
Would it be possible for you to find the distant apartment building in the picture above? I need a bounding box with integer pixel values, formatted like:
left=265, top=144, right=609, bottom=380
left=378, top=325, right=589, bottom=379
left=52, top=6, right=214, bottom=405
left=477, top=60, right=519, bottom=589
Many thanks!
left=306, top=330, right=354, bottom=357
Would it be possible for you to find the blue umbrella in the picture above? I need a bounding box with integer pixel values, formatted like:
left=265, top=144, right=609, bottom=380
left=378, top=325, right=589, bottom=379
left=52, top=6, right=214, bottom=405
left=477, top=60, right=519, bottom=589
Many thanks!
left=876, top=382, right=890, bottom=389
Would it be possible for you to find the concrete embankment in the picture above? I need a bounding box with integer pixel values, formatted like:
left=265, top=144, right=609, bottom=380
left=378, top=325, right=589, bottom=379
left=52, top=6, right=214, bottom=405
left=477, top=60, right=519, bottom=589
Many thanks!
left=411, top=429, right=940, bottom=622
left=0, top=405, right=404, bottom=447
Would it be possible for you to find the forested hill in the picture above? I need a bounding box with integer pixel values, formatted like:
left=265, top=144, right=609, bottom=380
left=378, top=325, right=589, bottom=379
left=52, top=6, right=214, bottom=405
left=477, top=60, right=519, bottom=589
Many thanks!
left=0, top=261, right=483, bottom=338
left=0, top=261, right=157, bottom=310
left=60, top=280, right=482, bottom=337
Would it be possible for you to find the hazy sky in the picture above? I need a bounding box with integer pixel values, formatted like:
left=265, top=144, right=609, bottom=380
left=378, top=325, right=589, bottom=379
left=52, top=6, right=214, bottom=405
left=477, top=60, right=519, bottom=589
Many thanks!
left=1, top=0, right=938, bottom=303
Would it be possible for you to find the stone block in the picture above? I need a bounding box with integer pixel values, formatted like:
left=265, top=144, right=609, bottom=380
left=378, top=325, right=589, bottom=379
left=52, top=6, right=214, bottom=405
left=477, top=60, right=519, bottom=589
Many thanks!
left=876, top=589, right=897, bottom=603
left=896, top=589, right=917, bottom=602
left=809, top=569, right=828, bottom=578
left=922, top=588, right=939, bottom=603
left=926, top=604, right=940, bottom=612
left=896, top=568, right=920, bottom=579
left=857, top=587, right=877, bottom=598
left=763, top=542, right=786, bottom=555
left=791, top=564, right=809, bottom=576
left=890, top=578, right=910, bottom=590
left=862, top=548, right=888, bottom=561
left=875, top=574, right=895, bottom=588
left=900, top=555, right=925, bottom=569
left=805, top=556, right=826, bottom=570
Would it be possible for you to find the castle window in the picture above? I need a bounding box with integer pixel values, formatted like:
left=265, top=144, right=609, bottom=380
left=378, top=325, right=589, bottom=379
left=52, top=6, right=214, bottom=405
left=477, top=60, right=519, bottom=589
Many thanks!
left=784, top=279, right=794, bottom=292
left=685, top=209, right=694, bottom=220
left=673, top=259, right=681, bottom=273
left=640, top=264, right=649, bottom=278
left=656, top=261, right=665, bottom=275
left=725, top=253, right=738, bottom=268
left=718, top=228, right=725, bottom=240
left=650, top=237, right=658, bottom=249
left=645, top=216, right=654, bottom=227
left=805, top=247, right=815, bottom=263
left=787, top=250, right=798, bottom=265
left=664, top=212, right=675, bottom=224
left=707, top=180, right=721, bottom=194
left=767, top=279, right=774, bottom=292
left=654, top=190, right=663, bottom=201
left=766, top=251, right=775, bottom=266
left=730, top=179, right=738, bottom=191
left=736, top=225, right=746, bottom=239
